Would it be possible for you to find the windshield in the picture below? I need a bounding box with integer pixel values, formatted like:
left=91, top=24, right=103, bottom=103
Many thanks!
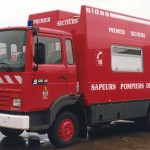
left=0, top=30, right=27, bottom=72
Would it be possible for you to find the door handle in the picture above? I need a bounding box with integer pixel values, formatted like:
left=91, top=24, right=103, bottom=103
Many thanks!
left=58, top=76, right=67, bottom=80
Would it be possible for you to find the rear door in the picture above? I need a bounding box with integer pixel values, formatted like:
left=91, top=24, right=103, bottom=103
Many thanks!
left=64, top=38, right=77, bottom=94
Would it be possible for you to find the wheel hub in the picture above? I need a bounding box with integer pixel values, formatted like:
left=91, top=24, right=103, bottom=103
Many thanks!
left=59, top=118, right=75, bottom=141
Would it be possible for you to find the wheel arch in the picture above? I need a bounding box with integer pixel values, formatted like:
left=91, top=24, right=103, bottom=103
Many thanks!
left=49, top=94, right=87, bottom=138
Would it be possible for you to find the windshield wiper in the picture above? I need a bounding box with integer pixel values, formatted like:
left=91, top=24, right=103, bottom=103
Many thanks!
left=0, top=62, right=12, bottom=72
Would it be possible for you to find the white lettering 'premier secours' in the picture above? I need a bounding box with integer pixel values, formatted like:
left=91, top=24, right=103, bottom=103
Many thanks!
left=86, top=6, right=147, bottom=39
left=33, top=17, right=51, bottom=24
left=109, top=27, right=125, bottom=35
left=131, top=31, right=146, bottom=38
left=57, top=19, right=78, bottom=26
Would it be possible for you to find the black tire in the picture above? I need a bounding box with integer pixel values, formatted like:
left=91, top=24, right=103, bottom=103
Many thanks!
left=145, top=109, right=150, bottom=130
left=1, top=128, right=23, bottom=137
left=48, top=111, right=79, bottom=148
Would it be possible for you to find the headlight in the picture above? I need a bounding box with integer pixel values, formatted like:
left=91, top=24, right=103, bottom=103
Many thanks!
left=13, top=98, right=21, bottom=107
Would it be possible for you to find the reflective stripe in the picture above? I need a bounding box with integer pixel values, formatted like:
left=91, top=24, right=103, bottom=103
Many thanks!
left=0, top=77, right=4, bottom=83
left=14, top=75, right=22, bottom=84
left=4, top=75, right=14, bottom=84
left=0, top=75, right=22, bottom=84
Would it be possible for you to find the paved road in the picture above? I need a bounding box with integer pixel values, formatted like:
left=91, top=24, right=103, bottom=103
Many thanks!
left=0, top=122, right=150, bottom=150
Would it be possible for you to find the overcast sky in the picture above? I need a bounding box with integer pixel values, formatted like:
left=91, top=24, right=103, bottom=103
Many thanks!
left=0, top=0, right=149, bottom=27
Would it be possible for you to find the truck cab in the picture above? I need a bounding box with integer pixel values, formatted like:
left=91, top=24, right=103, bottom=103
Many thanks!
left=0, top=27, right=86, bottom=148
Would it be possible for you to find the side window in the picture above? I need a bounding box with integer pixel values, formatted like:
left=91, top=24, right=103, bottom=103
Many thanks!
left=34, top=36, right=62, bottom=64
left=65, top=39, right=74, bottom=65
left=111, top=44, right=143, bottom=72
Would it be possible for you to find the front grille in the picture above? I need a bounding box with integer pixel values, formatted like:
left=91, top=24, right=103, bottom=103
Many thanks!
left=0, top=89, right=22, bottom=110
left=0, top=92, right=11, bottom=107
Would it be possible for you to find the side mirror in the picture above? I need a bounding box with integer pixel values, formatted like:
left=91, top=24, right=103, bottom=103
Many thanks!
left=34, top=43, right=45, bottom=64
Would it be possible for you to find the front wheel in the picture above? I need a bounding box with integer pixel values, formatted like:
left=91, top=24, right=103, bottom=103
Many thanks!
left=48, top=111, right=79, bottom=148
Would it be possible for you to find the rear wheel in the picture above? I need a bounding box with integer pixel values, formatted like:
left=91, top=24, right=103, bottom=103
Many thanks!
left=48, top=111, right=79, bottom=148
left=1, top=128, right=23, bottom=137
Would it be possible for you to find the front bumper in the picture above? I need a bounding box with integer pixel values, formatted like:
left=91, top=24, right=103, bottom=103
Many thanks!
left=0, top=113, right=29, bottom=130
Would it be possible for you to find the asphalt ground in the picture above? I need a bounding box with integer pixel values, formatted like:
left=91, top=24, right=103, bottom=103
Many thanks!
left=0, top=121, right=150, bottom=150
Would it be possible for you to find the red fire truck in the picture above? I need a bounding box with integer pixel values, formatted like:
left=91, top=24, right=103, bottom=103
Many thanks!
left=0, top=5, right=150, bottom=147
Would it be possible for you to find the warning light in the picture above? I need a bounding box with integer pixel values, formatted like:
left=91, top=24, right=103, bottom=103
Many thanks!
left=27, top=20, right=33, bottom=27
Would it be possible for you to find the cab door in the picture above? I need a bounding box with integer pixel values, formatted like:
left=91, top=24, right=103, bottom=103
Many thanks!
left=31, top=34, right=67, bottom=110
